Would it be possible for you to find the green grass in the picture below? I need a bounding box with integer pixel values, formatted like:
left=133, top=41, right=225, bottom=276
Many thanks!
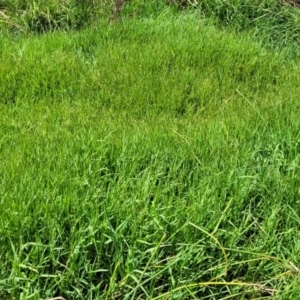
left=1, top=9, right=300, bottom=300
left=0, top=0, right=109, bottom=32
left=1, top=0, right=300, bottom=53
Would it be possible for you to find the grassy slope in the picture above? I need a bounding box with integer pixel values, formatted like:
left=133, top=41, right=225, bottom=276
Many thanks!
left=1, top=11, right=300, bottom=299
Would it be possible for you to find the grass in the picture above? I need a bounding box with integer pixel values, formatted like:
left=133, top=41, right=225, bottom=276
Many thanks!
left=1, top=5, right=300, bottom=300
left=0, top=0, right=109, bottom=32
left=1, top=0, right=300, bottom=50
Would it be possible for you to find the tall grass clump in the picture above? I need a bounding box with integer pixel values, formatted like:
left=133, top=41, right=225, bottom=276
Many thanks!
left=171, top=0, right=300, bottom=50
left=0, top=0, right=112, bottom=32
left=1, top=7, right=300, bottom=300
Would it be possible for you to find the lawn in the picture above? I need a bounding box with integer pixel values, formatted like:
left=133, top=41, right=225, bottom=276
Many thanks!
left=1, top=2, right=300, bottom=299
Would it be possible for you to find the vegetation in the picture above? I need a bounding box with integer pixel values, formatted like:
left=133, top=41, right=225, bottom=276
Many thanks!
left=1, top=1, right=300, bottom=299
left=1, top=0, right=300, bottom=45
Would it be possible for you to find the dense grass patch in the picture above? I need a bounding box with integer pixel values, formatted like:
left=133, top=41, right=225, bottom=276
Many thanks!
left=0, top=0, right=169, bottom=32
left=1, top=11, right=300, bottom=300
left=194, top=0, right=300, bottom=51
left=0, top=14, right=291, bottom=110
left=0, top=0, right=109, bottom=32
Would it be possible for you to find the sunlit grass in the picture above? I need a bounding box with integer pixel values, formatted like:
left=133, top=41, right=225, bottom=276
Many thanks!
left=1, top=11, right=300, bottom=300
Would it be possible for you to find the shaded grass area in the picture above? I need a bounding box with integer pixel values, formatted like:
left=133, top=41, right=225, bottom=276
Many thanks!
left=186, top=0, right=300, bottom=46
left=1, top=13, right=300, bottom=299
